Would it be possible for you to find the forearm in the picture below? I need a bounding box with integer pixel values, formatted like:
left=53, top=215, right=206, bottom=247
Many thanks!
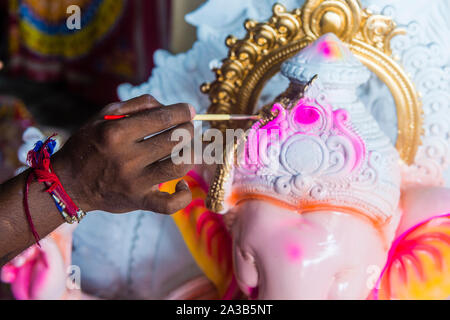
left=0, top=167, right=64, bottom=267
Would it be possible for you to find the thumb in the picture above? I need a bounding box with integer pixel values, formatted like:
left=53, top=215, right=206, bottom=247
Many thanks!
left=175, top=179, right=190, bottom=193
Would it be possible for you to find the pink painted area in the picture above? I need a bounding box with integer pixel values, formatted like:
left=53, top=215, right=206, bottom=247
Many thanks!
left=286, top=243, right=302, bottom=262
left=241, top=93, right=365, bottom=173
left=244, top=103, right=287, bottom=167
left=373, top=212, right=450, bottom=299
left=187, top=170, right=209, bottom=193
left=221, top=276, right=241, bottom=300
left=294, top=106, right=320, bottom=124
left=316, top=38, right=344, bottom=60
left=1, top=245, right=49, bottom=300
left=184, top=199, right=205, bottom=216
left=249, top=286, right=259, bottom=300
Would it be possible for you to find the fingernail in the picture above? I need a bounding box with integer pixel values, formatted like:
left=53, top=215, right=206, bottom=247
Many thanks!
left=176, top=179, right=189, bottom=191
left=189, top=105, right=196, bottom=119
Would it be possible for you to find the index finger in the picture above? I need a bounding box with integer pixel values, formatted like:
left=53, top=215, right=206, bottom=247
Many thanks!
left=100, top=94, right=163, bottom=117
left=126, top=103, right=196, bottom=139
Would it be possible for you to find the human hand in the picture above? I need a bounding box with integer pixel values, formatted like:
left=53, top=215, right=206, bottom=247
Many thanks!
left=52, top=95, right=195, bottom=214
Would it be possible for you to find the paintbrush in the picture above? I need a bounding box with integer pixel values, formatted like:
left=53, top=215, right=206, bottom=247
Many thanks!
left=104, top=114, right=261, bottom=121
left=193, top=114, right=261, bottom=121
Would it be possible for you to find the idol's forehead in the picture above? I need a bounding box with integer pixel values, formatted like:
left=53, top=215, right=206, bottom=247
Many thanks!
left=227, top=192, right=380, bottom=229
left=238, top=81, right=366, bottom=175
left=227, top=79, right=399, bottom=230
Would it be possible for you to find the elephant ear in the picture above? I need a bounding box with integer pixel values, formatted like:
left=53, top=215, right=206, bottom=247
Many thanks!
left=374, top=213, right=450, bottom=300
left=159, top=171, right=239, bottom=299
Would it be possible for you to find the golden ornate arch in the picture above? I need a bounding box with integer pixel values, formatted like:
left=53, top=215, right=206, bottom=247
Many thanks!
left=201, top=0, right=423, bottom=165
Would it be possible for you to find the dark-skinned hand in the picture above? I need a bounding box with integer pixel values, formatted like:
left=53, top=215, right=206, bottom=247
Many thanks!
left=52, top=94, right=195, bottom=214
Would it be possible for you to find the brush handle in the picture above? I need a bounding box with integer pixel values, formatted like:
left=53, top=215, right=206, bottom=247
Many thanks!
left=193, top=114, right=260, bottom=121
left=104, top=114, right=260, bottom=121
left=103, top=115, right=129, bottom=120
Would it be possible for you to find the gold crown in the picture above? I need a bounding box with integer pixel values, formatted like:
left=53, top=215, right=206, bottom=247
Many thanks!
left=203, top=0, right=423, bottom=213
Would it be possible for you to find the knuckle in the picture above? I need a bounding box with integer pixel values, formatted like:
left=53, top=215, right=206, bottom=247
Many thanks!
left=158, top=109, right=173, bottom=127
left=103, top=102, right=122, bottom=114
left=100, top=122, right=122, bottom=146
left=140, top=94, right=157, bottom=106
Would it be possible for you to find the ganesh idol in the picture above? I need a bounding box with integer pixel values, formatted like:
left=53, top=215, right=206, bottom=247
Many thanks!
left=2, top=0, right=450, bottom=300
left=212, top=34, right=404, bottom=299
left=156, top=33, right=450, bottom=300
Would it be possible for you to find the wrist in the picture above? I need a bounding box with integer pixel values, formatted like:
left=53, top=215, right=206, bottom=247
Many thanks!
left=51, top=151, right=93, bottom=213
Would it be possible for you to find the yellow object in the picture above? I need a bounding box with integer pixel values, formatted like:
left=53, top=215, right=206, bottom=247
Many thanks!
left=194, top=114, right=233, bottom=121
left=159, top=174, right=234, bottom=298
left=14, top=0, right=124, bottom=58
left=376, top=214, right=450, bottom=300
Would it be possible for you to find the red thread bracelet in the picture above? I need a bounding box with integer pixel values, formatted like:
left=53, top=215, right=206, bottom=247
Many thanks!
left=24, top=135, right=85, bottom=245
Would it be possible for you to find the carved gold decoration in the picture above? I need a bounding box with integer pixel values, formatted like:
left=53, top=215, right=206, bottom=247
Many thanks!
left=202, top=0, right=423, bottom=212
